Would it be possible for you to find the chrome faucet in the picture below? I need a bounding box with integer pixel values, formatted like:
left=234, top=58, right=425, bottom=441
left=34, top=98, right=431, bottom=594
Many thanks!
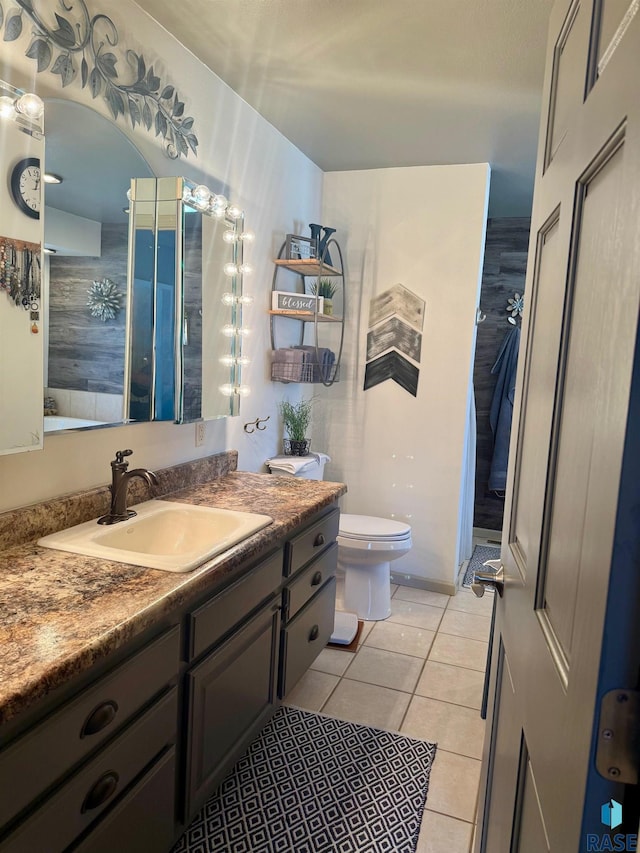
left=98, top=449, right=159, bottom=525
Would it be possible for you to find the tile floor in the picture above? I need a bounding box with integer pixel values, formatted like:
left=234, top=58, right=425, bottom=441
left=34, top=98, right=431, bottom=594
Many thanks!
left=283, top=579, right=495, bottom=853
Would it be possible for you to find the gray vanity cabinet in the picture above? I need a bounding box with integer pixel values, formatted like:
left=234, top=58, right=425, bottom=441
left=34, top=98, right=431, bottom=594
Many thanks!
left=0, top=502, right=342, bottom=852
left=0, top=627, right=180, bottom=853
left=280, top=508, right=339, bottom=698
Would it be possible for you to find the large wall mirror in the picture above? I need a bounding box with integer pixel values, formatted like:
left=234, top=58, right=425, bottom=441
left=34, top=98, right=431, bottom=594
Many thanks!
left=41, top=100, right=248, bottom=436
left=44, top=98, right=154, bottom=433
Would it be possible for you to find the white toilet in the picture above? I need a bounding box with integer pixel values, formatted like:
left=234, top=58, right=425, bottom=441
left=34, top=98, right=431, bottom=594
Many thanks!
left=265, top=454, right=413, bottom=622
left=338, top=514, right=412, bottom=621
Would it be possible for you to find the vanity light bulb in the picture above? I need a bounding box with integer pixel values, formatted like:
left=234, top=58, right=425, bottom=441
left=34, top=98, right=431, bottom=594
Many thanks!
left=223, top=262, right=238, bottom=277
left=238, top=263, right=253, bottom=276
left=237, top=385, right=251, bottom=398
left=212, top=194, right=228, bottom=210
left=238, top=294, right=254, bottom=305
left=182, top=185, right=194, bottom=202
left=238, top=327, right=251, bottom=337
left=222, top=230, right=237, bottom=244
left=219, top=384, right=235, bottom=397
left=240, top=230, right=255, bottom=243
left=221, top=292, right=236, bottom=306
left=222, top=324, right=235, bottom=337
left=236, top=355, right=251, bottom=366
left=15, top=92, right=44, bottom=119
left=193, top=184, right=211, bottom=206
left=227, top=204, right=243, bottom=220
left=219, top=355, right=235, bottom=366
left=0, top=96, right=16, bottom=118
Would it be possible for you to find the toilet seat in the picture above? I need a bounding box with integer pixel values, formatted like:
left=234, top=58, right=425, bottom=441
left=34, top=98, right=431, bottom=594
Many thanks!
left=338, top=514, right=411, bottom=541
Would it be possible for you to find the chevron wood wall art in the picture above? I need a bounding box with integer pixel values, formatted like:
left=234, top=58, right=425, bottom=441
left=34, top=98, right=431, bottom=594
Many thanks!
left=364, top=351, right=420, bottom=396
left=369, top=283, right=425, bottom=329
left=364, top=283, right=425, bottom=397
left=366, top=316, right=422, bottom=362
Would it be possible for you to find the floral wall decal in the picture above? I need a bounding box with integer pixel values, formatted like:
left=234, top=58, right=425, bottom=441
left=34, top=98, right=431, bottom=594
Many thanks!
left=1, top=0, right=199, bottom=159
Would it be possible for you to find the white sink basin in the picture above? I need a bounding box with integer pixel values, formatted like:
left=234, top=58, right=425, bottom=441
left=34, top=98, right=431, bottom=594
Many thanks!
left=37, top=500, right=273, bottom=572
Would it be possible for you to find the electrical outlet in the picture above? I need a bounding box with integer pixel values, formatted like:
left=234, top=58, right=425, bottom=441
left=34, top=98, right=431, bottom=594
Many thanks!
left=195, top=422, right=206, bottom=447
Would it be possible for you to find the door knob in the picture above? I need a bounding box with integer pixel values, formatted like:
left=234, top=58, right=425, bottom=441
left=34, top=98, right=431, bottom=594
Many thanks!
left=472, top=559, right=504, bottom=598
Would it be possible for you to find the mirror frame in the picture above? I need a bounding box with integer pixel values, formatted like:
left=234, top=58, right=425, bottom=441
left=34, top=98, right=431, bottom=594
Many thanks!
left=125, top=176, right=249, bottom=424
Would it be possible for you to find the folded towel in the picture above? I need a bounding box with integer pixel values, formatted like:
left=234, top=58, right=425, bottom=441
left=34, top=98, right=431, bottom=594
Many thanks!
left=273, top=348, right=307, bottom=364
left=293, top=346, right=335, bottom=381
left=272, top=348, right=311, bottom=382
left=266, top=452, right=331, bottom=476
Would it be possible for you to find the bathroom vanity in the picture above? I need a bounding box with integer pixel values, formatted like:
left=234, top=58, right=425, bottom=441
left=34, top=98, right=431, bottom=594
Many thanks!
left=0, top=454, right=345, bottom=852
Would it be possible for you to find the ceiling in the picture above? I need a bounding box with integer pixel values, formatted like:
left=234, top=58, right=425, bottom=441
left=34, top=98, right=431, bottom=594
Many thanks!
left=134, top=0, right=554, bottom=217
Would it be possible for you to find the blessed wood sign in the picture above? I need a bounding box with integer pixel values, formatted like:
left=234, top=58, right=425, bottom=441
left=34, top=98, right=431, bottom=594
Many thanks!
left=272, top=291, right=324, bottom=312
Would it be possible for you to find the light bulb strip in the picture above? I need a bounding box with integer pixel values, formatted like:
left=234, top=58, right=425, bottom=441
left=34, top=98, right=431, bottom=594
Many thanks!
left=0, top=89, right=44, bottom=133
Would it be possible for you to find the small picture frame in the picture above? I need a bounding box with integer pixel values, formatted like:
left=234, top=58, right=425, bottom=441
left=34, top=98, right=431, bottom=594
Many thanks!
left=285, top=234, right=317, bottom=261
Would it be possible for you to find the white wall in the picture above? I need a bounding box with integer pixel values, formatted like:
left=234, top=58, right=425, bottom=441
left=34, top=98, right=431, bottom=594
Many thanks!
left=316, top=164, right=490, bottom=590
left=0, top=0, right=321, bottom=512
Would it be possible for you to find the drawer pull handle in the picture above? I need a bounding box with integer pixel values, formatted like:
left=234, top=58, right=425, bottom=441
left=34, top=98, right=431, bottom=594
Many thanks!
left=81, top=701, right=119, bottom=738
left=81, top=771, right=119, bottom=813
left=308, top=624, right=320, bottom=642
left=311, top=571, right=323, bottom=587
left=314, top=534, right=325, bottom=547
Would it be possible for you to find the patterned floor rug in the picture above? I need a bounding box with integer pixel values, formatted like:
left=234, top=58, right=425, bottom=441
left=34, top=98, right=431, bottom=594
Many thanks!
left=173, top=705, right=437, bottom=853
left=462, top=544, right=501, bottom=587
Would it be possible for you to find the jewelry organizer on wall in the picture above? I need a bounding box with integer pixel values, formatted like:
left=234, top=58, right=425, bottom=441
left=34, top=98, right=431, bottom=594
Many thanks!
left=0, top=238, right=42, bottom=320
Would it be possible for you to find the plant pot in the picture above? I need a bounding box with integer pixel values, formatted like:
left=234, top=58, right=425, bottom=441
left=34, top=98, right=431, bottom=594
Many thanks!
left=323, top=299, right=333, bottom=316
left=283, top=438, right=311, bottom=456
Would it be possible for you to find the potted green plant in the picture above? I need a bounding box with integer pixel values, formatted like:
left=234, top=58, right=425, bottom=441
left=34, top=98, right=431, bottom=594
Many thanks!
left=279, top=398, right=313, bottom=456
left=310, top=278, right=337, bottom=315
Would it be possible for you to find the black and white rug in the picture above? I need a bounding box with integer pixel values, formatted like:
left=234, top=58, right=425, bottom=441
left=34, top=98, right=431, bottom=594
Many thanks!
left=173, top=705, right=437, bottom=853
left=462, top=544, right=501, bottom=587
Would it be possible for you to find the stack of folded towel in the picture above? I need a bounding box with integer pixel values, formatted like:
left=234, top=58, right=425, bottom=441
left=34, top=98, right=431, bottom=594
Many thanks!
left=266, top=453, right=331, bottom=476
left=292, top=346, right=336, bottom=381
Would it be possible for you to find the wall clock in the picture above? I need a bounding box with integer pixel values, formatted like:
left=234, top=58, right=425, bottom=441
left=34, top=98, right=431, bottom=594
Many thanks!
left=10, top=157, right=41, bottom=220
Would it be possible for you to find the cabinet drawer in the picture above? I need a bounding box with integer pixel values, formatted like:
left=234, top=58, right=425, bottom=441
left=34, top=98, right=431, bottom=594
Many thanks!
left=188, top=549, right=282, bottom=660
left=284, top=508, right=340, bottom=578
left=0, top=626, right=179, bottom=830
left=71, top=747, right=176, bottom=853
left=280, top=577, right=336, bottom=698
left=285, top=543, right=337, bottom=622
left=2, top=687, right=177, bottom=853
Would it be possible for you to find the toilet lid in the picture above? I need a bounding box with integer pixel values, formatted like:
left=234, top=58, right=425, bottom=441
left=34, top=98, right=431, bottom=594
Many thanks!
left=338, top=514, right=411, bottom=541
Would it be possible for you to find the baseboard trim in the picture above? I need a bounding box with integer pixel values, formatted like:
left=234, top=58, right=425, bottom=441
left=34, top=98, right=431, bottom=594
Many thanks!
left=390, top=572, right=457, bottom=597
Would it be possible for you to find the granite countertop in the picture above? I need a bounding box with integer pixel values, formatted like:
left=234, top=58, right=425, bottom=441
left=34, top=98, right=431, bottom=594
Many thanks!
left=0, top=470, right=346, bottom=726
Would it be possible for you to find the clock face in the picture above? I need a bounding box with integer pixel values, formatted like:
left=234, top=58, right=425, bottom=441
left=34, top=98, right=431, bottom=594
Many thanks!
left=11, top=158, right=41, bottom=220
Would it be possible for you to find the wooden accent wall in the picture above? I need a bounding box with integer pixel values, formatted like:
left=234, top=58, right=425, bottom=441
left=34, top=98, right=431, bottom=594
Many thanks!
left=48, top=223, right=127, bottom=394
left=473, top=217, right=530, bottom=531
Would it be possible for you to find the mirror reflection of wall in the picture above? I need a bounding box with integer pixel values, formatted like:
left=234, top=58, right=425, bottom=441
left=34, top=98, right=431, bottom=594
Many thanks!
left=0, top=81, right=44, bottom=456
left=43, top=99, right=154, bottom=433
